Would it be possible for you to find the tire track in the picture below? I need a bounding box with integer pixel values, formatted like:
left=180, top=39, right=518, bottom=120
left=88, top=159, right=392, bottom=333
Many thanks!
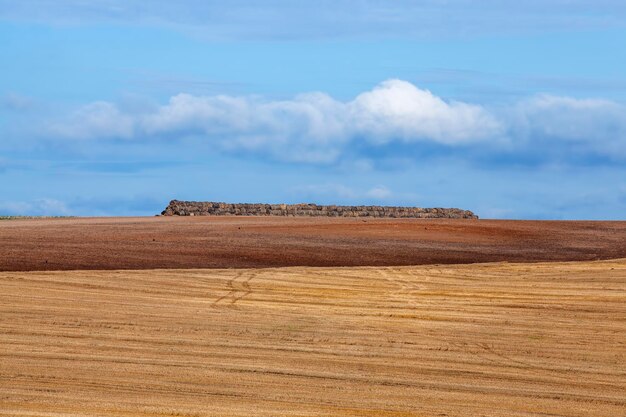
left=211, top=270, right=256, bottom=307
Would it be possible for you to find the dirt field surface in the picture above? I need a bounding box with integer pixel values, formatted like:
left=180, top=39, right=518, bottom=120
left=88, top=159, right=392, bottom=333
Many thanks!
left=2, top=216, right=626, bottom=271
left=1, top=260, right=625, bottom=416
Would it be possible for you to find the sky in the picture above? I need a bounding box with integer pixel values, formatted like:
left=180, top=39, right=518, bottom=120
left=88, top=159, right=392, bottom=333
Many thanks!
left=1, top=1, right=626, bottom=219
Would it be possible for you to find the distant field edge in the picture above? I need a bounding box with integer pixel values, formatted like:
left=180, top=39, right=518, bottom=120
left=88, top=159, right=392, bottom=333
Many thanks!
left=1, top=216, right=626, bottom=271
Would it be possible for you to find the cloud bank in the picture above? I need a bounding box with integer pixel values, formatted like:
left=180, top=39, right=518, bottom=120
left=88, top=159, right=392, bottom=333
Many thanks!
left=48, top=80, right=501, bottom=163
left=45, top=79, right=626, bottom=165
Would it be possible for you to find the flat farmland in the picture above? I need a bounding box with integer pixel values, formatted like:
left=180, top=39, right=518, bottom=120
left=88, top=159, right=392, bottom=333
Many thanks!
left=2, top=217, right=626, bottom=271
left=1, top=260, right=625, bottom=416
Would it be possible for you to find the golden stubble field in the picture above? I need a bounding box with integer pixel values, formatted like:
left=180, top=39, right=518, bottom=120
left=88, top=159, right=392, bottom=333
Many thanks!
left=1, top=260, right=625, bottom=416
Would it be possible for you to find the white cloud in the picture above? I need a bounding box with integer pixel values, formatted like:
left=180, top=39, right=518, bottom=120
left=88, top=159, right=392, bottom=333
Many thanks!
left=49, top=101, right=134, bottom=140
left=292, top=184, right=358, bottom=200
left=511, top=94, right=626, bottom=156
left=290, top=183, right=394, bottom=202
left=142, top=80, right=499, bottom=146
left=350, top=80, right=501, bottom=144
left=365, top=186, right=392, bottom=199
left=43, top=80, right=626, bottom=164
left=48, top=79, right=500, bottom=163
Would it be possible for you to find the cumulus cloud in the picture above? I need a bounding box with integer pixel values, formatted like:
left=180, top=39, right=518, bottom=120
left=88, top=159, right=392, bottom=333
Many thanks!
left=289, top=183, right=394, bottom=202
left=350, top=80, right=501, bottom=144
left=47, top=79, right=501, bottom=163
left=365, top=186, right=392, bottom=199
left=43, top=79, right=626, bottom=165
left=510, top=94, right=626, bottom=158
left=49, top=101, right=135, bottom=140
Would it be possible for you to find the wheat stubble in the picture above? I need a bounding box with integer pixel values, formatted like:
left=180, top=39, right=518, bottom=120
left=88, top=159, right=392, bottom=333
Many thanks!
left=0, top=260, right=624, bottom=416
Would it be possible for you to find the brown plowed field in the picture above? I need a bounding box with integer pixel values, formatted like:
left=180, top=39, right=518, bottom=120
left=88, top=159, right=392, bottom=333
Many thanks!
left=1, top=217, right=626, bottom=271
left=1, top=261, right=625, bottom=416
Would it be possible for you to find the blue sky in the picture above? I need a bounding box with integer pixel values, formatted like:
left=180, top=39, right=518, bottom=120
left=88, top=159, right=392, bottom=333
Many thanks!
left=1, top=1, right=626, bottom=219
